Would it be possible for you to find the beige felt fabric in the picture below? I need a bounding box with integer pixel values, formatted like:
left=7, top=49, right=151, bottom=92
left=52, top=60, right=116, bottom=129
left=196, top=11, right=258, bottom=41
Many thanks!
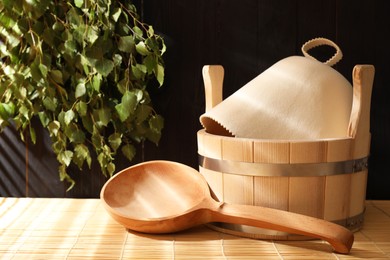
left=200, top=56, right=353, bottom=140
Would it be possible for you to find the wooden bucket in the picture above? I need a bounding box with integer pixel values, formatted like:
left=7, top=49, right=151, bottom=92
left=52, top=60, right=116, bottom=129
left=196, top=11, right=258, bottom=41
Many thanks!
left=197, top=64, right=375, bottom=240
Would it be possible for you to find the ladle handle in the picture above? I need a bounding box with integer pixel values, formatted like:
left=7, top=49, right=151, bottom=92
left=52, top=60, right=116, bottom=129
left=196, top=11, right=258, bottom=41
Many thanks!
left=212, top=203, right=354, bottom=254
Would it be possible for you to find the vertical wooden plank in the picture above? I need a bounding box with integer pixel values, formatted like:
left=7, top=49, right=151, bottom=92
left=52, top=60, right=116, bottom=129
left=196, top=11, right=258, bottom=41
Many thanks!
left=224, top=174, right=254, bottom=205
left=26, top=120, right=65, bottom=197
left=0, top=127, right=26, bottom=197
left=324, top=138, right=352, bottom=223
left=296, top=0, right=338, bottom=54
left=350, top=171, right=368, bottom=217
left=198, top=130, right=224, bottom=202
left=326, top=138, right=352, bottom=162
left=253, top=141, right=289, bottom=211
left=254, top=176, right=289, bottom=211
left=336, top=0, right=375, bottom=81
left=324, top=174, right=351, bottom=223
left=222, top=137, right=253, bottom=162
left=289, top=141, right=326, bottom=218
left=289, top=176, right=325, bottom=218
left=218, top=0, right=260, bottom=98
left=258, top=0, right=297, bottom=64
left=362, top=1, right=390, bottom=199
left=222, top=136, right=254, bottom=205
left=290, top=141, right=328, bottom=163
left=253, top=141, right=289, bottom=163
left=201, top=132, right=222, bottom=159
left=197, top=130, right=205, bottom=156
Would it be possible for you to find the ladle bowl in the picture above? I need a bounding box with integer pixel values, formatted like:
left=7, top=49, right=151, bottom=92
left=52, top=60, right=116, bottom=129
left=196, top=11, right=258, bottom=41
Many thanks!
left=100, top=160, right=354, bottom=254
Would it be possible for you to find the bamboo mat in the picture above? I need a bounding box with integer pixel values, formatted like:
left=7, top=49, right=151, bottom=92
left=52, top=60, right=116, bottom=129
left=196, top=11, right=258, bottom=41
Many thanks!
left=0, top=198, right=389, bottom=259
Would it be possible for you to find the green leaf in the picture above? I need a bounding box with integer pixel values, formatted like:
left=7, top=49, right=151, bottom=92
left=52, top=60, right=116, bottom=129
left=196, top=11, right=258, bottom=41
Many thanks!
left=81, top=115, right=93, bottom=133
left=135, top=104, right=152, bottom=123
left=75, top=101, right=88, bottom=117
left=86, top=26, right=99, bottom=44
left=148, top=26, right=154, bottom=36
left=29, top=125, right=36, bottom=144
left=121, top=143, right=136, bottom=161
left=38, top=64, right=48, bottom=78
left=97, top=107, right=110, bottom=126
left=69, top=128, right=86, bottom=143
left=47, top=121, right=61, bottom=137
left=52, top=21, right=65, bottom=32
left=75, top=82, right=86, bottom=98
left=43, top=97, right=57, bottom=111
left=42, top=27, right=55, bottom=46
left=64, top=110, right=75, bottom=125
left=115, top=90, right=137, bottom=122
left=0, top=102, right=15, bottom=119
left=58, top=165, right=75, bottom=191
left=49, top=70, right=64, bottom=84
left=146, top=114, right=164, bottom=144
left=64, top=40, right=77, bottom=55
left=74, top=0, right=83, bottom=8
left=95, top=58, right=114, bottom=77
left=19, top=105, right=30, bottom=120
left=149, top=114, right=164, bottom=132
left=107, top=162, right=115, bottom=176
left=111, top=8, right=122, bottom=22
left=131, top=64, right=144, bottom=80
left=73, top=144, right=91, bottom=169
left=30, top=61, right=43, bottom=82
left=113, top=54, right=122, bottom=66
left=92, top=74, right=102, bottom=92
left=38, top=111, right=50, bottom=127
left=58, top=150, right=74, bottom=167
left=118, top=36, right=135, bottom=53
left=91, top=126, right=103, bottom=148
left=136, top=42, right=150, bottom=56
left=133, top=26, right=143, bottom=38
left=144, top=55, right=156, bottom=73
left=108, top=132, right=122, bottom=151
left=155, top=63, right=165, bottom=86
left=67, top=7, right=83, bottom=26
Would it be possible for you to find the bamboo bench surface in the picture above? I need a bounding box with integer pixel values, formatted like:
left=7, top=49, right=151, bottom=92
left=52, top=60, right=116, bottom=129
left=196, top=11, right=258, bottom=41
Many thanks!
left=0, top=197, right=389, bottom=259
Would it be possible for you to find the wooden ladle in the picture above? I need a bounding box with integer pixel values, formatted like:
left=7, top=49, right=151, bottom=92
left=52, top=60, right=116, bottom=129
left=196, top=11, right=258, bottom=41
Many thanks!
left=100, top=160, right=354, bottom=254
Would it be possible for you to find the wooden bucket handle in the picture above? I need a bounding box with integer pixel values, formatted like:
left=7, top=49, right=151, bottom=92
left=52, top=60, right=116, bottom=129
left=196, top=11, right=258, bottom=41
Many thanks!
left=348, top=65, right=375, bottom=157
left=202, top=65, right=224, bottom=112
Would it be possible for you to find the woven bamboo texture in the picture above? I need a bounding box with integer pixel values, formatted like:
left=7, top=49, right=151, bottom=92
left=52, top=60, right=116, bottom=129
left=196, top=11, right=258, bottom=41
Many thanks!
left=1, top=198, right=389, bottom=259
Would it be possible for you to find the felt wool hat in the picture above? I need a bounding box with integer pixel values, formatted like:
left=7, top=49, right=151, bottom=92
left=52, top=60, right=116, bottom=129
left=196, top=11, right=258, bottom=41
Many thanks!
left=200, top=38, right=353, bottom=140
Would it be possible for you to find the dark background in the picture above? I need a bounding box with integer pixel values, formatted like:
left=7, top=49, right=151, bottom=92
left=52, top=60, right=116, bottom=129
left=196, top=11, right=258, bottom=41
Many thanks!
left=1, top=0, right=389, bottom=199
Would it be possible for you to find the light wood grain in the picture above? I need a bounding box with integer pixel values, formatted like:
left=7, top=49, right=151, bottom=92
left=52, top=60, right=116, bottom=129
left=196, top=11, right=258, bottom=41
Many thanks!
left=349, top=171, right=368, bottom=217
left=223, top=174, right=254, bottom=205
left=288, top=176, right=325, bottom=218
left=348, top=65, right=375, bottom=158
left=326, top=138, right=353, bottom=162
left=222, top=137, right=253, bottom=162
left=202, top=65, right=224, bottom=112
left=199, top=130, right=222, bottom=159
left=324, top=174, right=351, bottom=222
left=3, top=198, right=390, bottom=258
left=253, top=141, right=290, bottom=163
left=290, top=141, right=328, bottom=163
left=254, top=176, right=289, bottom=211
left=100, top=161, right=354, bottom=253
